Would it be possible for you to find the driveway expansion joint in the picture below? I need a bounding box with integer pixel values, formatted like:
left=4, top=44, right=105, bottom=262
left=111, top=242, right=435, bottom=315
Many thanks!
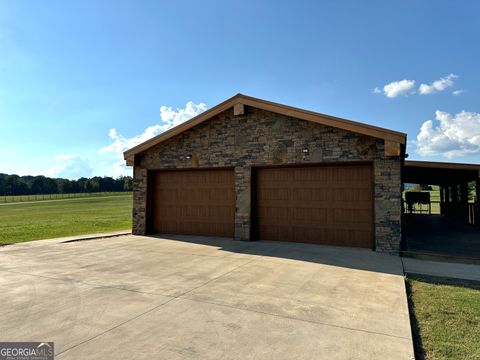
left=57, top=258, right=259, bottom=357
left=178, top=295, right=412, bottom=341
left=0, top=269, right=169, bottom=297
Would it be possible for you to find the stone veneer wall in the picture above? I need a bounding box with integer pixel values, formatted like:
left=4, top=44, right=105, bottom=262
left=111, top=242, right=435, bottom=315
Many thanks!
left=132, top=106, right=402, bottom=253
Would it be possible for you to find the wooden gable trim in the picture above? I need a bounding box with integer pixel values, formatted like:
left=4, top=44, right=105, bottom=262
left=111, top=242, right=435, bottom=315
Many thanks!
left=124, top=93, right=406, bottom=162
left=238, top=96, right=406, bottom=144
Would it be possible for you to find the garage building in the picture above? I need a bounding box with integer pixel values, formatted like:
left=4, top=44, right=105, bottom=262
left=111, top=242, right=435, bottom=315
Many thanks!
left=124, top=94, right=406, bottom=252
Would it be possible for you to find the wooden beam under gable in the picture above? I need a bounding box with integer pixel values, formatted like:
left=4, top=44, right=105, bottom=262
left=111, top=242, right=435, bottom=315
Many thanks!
left=384, top=140, right=401, bottom=157
left=233, top=103, right=245, bottom=116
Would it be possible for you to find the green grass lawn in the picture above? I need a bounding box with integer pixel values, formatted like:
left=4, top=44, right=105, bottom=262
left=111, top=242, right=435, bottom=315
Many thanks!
left=0, top=194, right=132, bottom=245
left=408, top=278, right=480, bottom=359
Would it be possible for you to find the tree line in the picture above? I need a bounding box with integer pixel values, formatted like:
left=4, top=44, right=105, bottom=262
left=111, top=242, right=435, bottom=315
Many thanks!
left=0, top=173, right=133, bottom=196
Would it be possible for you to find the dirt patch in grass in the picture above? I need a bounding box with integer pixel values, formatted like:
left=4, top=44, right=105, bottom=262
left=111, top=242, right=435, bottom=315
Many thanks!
left=407, top=275, right=480, bottom=359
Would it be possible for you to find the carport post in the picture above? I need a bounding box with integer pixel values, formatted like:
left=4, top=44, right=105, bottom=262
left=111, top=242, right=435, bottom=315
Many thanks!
left=461, top=182, right=469, bottom=223
left=452, top=184, right=458, bottom=202
left=444, top=186, right=450, bottom=217
left=476, top=178, right=480, bottom=228
left=452, top=185, right=460, bottom=221
left=439, top=186, right=445, bottom=215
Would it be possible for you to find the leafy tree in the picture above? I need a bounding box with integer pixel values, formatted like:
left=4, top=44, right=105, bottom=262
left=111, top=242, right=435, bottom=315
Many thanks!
left=0, top=173, right=133, bottom=196
left=468, top=181, right=476, bottom=202
left=123, top=176, right=133, bottom=191
left=7, top=175, right=24, bottom=195
left=85, top=178, right=100, bottom=193
left=99, top=176, right=115, bottom=192
left=0, top=175, right=6, bottom=195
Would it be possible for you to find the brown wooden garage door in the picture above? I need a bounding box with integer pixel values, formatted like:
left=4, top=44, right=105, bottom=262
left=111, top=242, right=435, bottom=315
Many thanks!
left=150, top=169, right=235, bottom=237
left=255, top=165, right=373, bottom=248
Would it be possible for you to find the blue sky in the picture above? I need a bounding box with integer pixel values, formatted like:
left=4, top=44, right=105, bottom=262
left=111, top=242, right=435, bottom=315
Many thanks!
left=1, top=0, right=479, bottom=178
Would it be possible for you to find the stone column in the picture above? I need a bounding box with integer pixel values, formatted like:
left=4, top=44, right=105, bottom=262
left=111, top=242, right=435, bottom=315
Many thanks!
left=374, top=158, right=402, bottom=253
left=132, top=166, right=148, bottom=235
left=234, top=166, right=251, bottom=241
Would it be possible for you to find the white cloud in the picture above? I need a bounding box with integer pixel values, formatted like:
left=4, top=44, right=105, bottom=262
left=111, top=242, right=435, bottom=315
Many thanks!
left=415, top=110, right=480, bottom=158
left=46, top=154, right=93, bottom=179
left=379, top=79, right=416, bottom=98
left=419, top=74, right=458, bottom=95
left=375, top=74, right=461, bottom=98
left=99, top=101, right=207, bottom=176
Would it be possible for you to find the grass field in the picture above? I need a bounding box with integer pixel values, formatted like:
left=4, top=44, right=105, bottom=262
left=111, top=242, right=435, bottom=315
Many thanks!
left=0, top=191, right=130, bottom=203
left=0, top=194, right=132, bottom=245
left=408, top=278, right=480, bottom=359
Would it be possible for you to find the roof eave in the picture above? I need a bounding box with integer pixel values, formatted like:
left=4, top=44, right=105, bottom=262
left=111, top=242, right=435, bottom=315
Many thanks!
left=123, top=93, right=407, bottom=161
left=405, top=160, right=480, bottom=171
left=123, top=93, right=244, bottom=160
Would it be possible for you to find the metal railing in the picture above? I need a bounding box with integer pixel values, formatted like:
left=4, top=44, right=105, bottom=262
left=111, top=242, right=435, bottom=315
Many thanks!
left=403, top=200, right=441, bottom=215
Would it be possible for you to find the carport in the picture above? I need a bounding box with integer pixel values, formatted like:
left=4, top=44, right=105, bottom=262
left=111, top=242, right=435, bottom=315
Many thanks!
left=403, top=160, right=480, bottom=259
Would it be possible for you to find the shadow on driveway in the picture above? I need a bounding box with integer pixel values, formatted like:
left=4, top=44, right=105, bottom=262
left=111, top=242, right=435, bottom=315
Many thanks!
left=144, top=233, right=404, bottom=276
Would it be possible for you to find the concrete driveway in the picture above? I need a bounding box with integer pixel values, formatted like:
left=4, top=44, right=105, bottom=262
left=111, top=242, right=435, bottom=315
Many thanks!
left=0, top=235, right=414, bottom=359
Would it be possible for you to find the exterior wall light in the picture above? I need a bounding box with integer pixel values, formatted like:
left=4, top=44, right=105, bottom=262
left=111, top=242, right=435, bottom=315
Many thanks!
left=302, top=148, right=309, bottom=154
left=185, top=155, right=192, bottom=159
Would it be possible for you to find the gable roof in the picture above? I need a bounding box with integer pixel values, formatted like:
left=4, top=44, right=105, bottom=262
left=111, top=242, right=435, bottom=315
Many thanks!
left=124, top=93, right=407, bottom=164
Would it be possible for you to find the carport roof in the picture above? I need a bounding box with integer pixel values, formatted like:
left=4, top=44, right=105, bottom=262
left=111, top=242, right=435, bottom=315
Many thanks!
left=124, top=93, right=407, bottom=165
left=404, top=160, right=480, bottom=185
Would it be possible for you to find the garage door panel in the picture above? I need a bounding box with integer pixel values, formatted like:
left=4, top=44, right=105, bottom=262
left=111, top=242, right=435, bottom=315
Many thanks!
left=256, top=165, right=373, bottom=248
left=159, top=221, right=178, bottom=234
left=151, top=169, right=235, bottom=237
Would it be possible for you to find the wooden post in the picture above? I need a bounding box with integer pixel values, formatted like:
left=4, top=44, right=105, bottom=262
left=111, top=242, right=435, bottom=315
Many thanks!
left=461, top=182, right=469, bottom=224
left=440, top=186, right=445, bottom=215
left=444, top=186, right=450, bottom=218
left=452, top=185, right=459, bottom=221
left=476, top=178, right=480, bottom=228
